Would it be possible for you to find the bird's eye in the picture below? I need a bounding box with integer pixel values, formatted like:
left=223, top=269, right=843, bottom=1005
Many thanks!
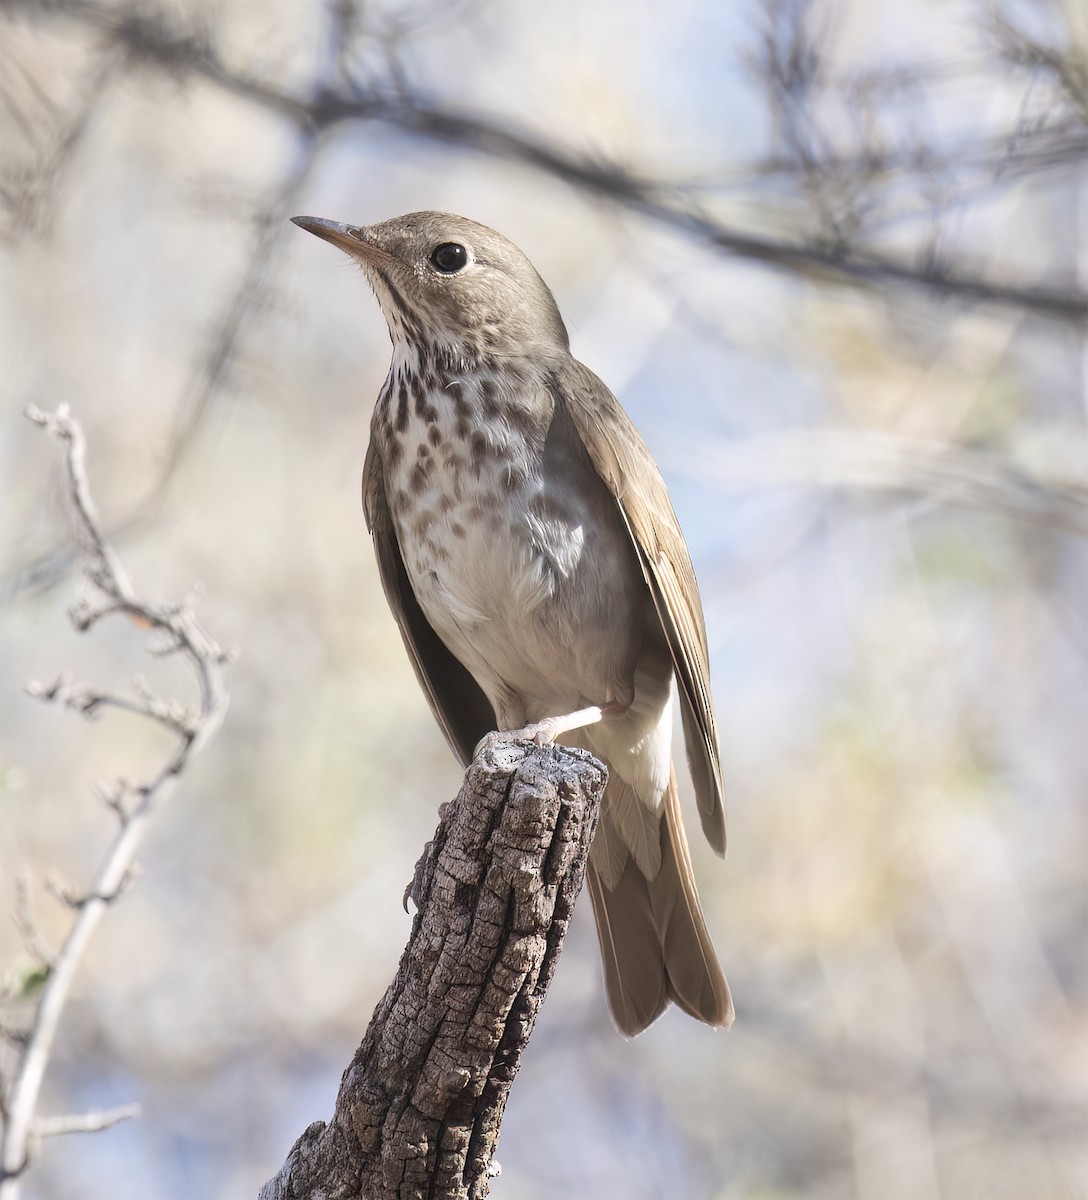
left=430, top=242, right=468, bottom=274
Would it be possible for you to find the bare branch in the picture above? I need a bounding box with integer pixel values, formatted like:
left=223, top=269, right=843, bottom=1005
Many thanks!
left=153, top=133, right=324, bottom=500
left=661, top=429, right=1088, bottom=537
left=991, top=9, right=1088, bottom=123
left=0, top=124, right=325, bottom=610
left=23, top=404, right=133, bottom=597
left=7, top=0, right=1084, bottom=321
left=32, top=1104, right=141, bottom=1139
left=26, top=673, right=200, bottom=737
left=0, top=407, right=229, bottom=1194
left=0, top=38, right=121, bottom=239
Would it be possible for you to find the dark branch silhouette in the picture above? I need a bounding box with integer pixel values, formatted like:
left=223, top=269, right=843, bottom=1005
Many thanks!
left=6, top=0, right=1084, bottom=320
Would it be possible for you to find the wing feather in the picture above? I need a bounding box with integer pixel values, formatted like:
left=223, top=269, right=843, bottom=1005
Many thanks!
left=549, top=359, right=726, bottom=854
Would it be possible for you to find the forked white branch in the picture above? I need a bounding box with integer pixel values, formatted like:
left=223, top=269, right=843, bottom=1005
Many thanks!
left=0, top=406, right=230, bottom=1196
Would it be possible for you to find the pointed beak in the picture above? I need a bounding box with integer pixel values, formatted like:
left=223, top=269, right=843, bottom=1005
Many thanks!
left=291, top=215, right=395, bottom=264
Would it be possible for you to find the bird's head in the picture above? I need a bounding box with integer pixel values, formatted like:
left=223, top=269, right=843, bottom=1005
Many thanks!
left=292, top=211, right=570, bottom=365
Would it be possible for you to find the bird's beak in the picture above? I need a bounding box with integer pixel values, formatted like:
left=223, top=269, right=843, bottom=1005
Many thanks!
left=291, top=215, right=396, bottom=265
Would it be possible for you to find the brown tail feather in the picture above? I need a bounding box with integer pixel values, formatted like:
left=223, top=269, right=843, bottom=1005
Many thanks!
left=655, top=768, right=733, bottom=1026
left=587, top=855, right=669, bottom=1035
left=587, top=767, right=733, bottom=1035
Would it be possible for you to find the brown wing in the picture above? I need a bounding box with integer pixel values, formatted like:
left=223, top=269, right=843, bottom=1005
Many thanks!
left=362, top=439, right=496, bottom=767
left=549, top=358, right=726, bottom=855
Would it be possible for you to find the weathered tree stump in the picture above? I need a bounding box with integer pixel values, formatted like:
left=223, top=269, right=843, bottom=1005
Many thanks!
left=259, top=741, right=607, bottom=1200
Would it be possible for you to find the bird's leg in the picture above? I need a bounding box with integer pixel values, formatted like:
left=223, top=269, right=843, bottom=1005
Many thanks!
left=474, top=701, right=628, bottom=759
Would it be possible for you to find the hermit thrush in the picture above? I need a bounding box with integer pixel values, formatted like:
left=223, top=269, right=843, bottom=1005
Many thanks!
left=293, top=211, right=732, bottom=1035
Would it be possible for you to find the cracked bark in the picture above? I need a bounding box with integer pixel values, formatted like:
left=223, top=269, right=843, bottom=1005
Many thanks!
left=258, top=742, right=607, bottom=1200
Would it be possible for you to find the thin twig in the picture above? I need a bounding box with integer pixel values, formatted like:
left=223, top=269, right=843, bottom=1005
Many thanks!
left=11, top=877, right=57, bottom=973
left=31, top=1104, right=141, bottom=1139
left=25, top=675, right=200, bottom=736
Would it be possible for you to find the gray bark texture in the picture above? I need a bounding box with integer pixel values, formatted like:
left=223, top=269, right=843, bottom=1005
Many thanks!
left=258, top=741, right=607, bottom=1200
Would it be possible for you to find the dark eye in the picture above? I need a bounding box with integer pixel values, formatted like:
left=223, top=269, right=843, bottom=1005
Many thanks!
left=430, top=242, right=468, bottom=274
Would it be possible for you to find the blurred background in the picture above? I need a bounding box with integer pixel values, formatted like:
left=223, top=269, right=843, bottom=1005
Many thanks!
left=1, top=0, right=1085, bottom=1196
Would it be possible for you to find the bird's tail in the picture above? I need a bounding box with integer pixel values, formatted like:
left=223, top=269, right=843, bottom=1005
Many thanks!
left=586, top=765, right=734, bottom=1036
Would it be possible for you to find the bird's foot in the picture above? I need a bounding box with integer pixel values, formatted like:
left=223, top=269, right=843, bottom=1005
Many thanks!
left=474, top=704, right=625, bottom=760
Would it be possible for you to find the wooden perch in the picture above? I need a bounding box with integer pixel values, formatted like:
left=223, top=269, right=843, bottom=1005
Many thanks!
left=259, top=741, right=607, bottom=1200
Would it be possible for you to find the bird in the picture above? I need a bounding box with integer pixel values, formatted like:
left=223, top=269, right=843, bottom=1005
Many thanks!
left=292, top=210, right=733, bottom=1036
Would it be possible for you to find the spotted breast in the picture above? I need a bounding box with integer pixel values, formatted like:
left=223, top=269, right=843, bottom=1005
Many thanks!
left=372, top=346, right=648, bottom=730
